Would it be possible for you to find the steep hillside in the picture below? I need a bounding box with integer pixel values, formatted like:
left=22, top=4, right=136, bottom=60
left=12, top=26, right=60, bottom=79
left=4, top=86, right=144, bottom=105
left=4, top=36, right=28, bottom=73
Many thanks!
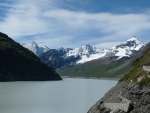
left=121, top=43, right=150, bottom=85
left=88, top=43, right=150, bottom=113
left=0, top=32, right=61, bottom=81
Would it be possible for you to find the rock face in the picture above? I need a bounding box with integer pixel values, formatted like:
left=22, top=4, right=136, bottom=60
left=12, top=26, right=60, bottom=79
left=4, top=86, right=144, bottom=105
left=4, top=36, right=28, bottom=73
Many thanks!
left=88, top=43, right=150, bottom=113
left=143, top=65, right=150, bottom=72
left=103, top=96, right=131, bottom=112
left=0, top=32, right=61, bottom=81
left=88, top=82, right=150, bottom=113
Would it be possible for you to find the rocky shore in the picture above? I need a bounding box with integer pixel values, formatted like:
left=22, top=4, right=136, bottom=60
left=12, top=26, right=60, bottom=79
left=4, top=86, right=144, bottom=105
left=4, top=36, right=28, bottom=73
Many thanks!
left=88, top=81, right=150, bottom=113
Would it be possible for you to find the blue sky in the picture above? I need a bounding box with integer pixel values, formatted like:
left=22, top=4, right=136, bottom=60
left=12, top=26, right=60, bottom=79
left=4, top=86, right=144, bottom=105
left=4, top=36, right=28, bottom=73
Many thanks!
left=0, top=0, right=150, bottom=48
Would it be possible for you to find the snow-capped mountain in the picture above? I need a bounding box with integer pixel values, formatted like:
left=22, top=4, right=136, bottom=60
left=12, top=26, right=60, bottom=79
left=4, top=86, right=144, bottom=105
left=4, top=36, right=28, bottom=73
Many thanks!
left=23, top=41, right=49, bottom=56
left=65, top=36, right=144, bottom=64
left=23, top=36, right=145, bottom=68
left=66, top=44, right=107, bottom=64
left=111, top=36, right=144, bottom=59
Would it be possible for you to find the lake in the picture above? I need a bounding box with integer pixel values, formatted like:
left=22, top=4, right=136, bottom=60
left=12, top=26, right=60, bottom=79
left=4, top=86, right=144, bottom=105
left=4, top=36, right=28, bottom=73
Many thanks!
left=0, top=78, right=117, bottom=113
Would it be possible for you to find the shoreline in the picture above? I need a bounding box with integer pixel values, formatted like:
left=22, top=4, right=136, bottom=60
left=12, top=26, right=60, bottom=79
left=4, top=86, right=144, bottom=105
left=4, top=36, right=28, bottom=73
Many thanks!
left=62, top=76, right=119, bottom=81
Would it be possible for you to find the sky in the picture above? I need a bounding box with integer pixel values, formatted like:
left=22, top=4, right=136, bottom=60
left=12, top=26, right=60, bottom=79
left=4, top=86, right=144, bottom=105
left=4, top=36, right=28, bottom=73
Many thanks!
left=0, top=0, right=150, bottom=48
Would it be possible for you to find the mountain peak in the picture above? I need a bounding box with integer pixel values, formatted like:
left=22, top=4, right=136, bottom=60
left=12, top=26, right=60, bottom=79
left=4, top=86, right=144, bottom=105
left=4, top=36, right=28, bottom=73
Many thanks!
left=23, top=41, right=50, bottom=56
left=127, top=36, right=141, bottom=44
left=113, top=36, right=145, bottom=59
left=79, top=44, right=96, bottom=55
left=31, top=41, right=38, bottom=48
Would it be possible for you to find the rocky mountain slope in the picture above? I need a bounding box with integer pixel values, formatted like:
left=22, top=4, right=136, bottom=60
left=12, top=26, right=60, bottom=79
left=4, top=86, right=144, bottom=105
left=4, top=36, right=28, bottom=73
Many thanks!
left=88, top=43, right=150, bottom=113
left=40, top=48, right=81, bottom=68
left=0, top=32, right=61, bottom=81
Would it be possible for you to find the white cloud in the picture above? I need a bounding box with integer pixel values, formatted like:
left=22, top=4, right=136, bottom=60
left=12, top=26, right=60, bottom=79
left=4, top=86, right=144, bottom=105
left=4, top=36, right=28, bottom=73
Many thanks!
left=27, top=35, right=75, bottom=48
left=45, top=9, right=150, bottom=37
left=0, top=0, right=51, bottom=38
left=96, top=42, right=124, bottom=48
left=0, top=0, right=150, bottom=48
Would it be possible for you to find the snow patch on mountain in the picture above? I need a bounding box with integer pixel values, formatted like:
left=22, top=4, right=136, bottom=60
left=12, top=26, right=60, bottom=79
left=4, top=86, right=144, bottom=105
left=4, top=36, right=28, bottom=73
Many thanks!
left=112, top=36, right=144, bottom=59
left=74, top=36, right=144, bottom=63
left=77, top=50, right=107, bottom=64
left=66, top=44, right=108, bottom=64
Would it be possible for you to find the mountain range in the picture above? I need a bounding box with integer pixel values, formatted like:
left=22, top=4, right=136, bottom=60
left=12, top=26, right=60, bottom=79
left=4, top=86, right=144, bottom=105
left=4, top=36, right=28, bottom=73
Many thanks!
left=23, top=36, right=145, bottom=78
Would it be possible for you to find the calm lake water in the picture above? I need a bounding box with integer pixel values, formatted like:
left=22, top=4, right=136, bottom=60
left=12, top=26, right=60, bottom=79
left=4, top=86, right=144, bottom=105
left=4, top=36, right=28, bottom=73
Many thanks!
left=0, top=78, right=117, bottom=113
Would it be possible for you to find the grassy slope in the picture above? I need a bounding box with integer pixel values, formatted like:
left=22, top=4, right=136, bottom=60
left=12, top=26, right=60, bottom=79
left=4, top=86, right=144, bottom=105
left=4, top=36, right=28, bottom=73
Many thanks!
left=0, top=32, right=61, bottom=81
left=57, top=57, right=132, bottom=79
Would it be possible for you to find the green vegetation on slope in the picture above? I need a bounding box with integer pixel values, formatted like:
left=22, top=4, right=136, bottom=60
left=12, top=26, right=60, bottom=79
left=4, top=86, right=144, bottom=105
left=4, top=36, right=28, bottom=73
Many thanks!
left=0, top=32, right=61, bottom=81
left=57, top=57, right=132, bottom=79
left=121, top=43, right=150, bottom=85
